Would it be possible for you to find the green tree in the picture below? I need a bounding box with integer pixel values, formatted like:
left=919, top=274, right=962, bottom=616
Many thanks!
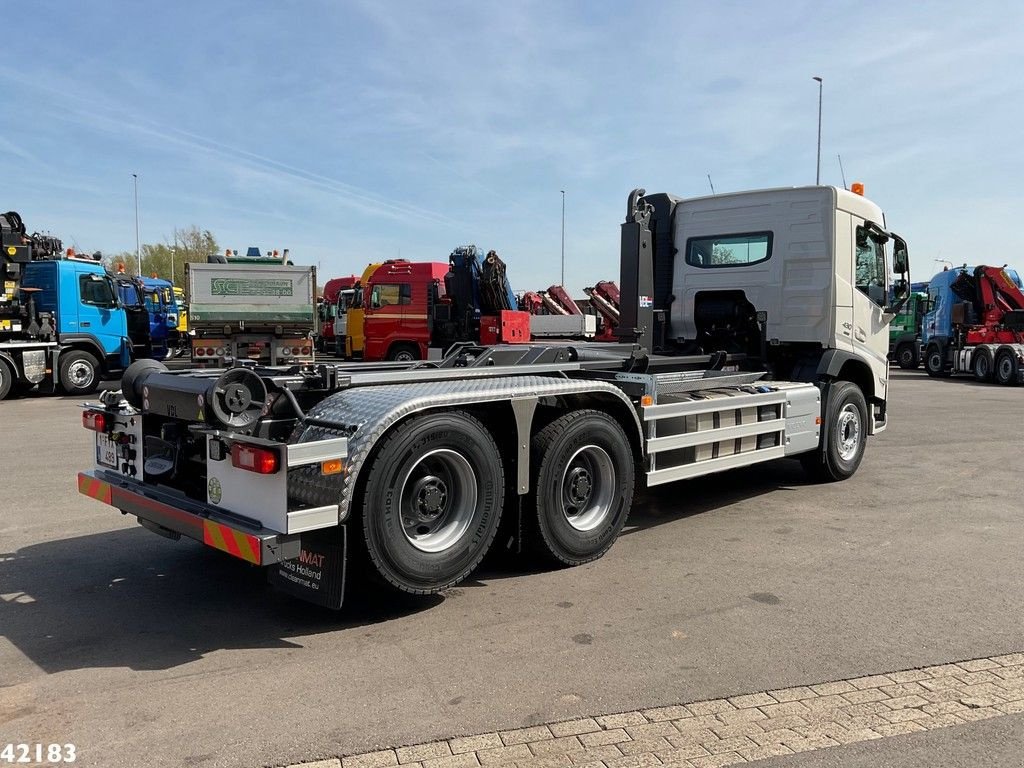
left=103, top=227, right=219, bottom=287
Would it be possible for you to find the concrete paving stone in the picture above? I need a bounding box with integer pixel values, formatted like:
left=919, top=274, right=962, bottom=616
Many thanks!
left=994, top=679, right=1024, bottom=697
left=641, top=706, right=691, bottom=723
left=843, top=714, right=890, bottom=730
left=571, top=763, right=606, bottom=768
left=549, top=720, right=602, bottom=738
left=450, top=735, right=504, bottom=755
left=829, top=727, right=883, bottom=745
left=873, top=721, right=928, bottom=737
left=289, top=761, right=343, bottom=768
left=808, top=681, right=856, bottom=696
left=715, top=708, right=765, bottom=726
left=919, top=688, right=960, bottom=704
left=727, top=693, right=775, bottom=710
left=528, top=737, right=584, bottom=758
left=398, top=743, right=453, bottom=763
left=918, top=714, right=965, bottom=729
left=992, top=653, right=1024, bottom=667
left=710, top=723, right=764, bottom=741
left=626, top=723, right=679, bottom=740
left=689, top=753, right=746, bottom=768
left=422, top=753, right=480, bottom=768
left=919, top=677, right=964, bottom=692
left=801, top=694, right=848, bottom=713
left=847, top=675, right=894, bottom=690
left=922, top=700, right=968, bottom=715
left=501, top=727, right=555, bottom=747
left=792, top=722, right=847, bottom=740
left=886, top=669, right=931, bottom=684
left=757, top=715, right=808, bottom=733
left=881, top=708, right=929, bottom=724
left=344, top=751, right=399, bottom=768
left=579, top=730, right=631, bottom=748
left=603, top=753, right=661, bottom=768
left=673, top=717, right=724, bottom=733
left=993, top=666, right=1024, bottom=681
left=569, top=746, right=624, bottom=764
left=476, top=745, right=534, bottom=766
left=685, top=700, right=735, bottom=717
left=997, top=700, right=1024, bottom=715
left=955, top=670, right=1001, bottom=686
left=596, top=714, right=649, bottom=729
left=767, top=686, right=817, bottom=703
left=655, top=745, right=711, bottom=763
left=883, top=694, right=929, bottom=709
left=957, top=658, right=1001, bottom=672
left=957, top=707, right=1002, bottom=722
left=782, top=735, right=839, bottom=753
left=878, top=682, right=928, bottom=698
left=618, top=738, right=672, bottom=757
left=758, top=701, right=810, bottom=718
left=667, top=730, right=719, bottom=748
left=960, top=694, right=1005, bottom=708
left=746, top=729, right=800, bottom=747
left=702, top=736, right=756, bottom=756
left=840, top=688, right=890, bottom=705
left=736, top=743, right=793, bottom=761
left=513, top=756, right=572, bottom=768
left=921, top=664, right=963, bottom=677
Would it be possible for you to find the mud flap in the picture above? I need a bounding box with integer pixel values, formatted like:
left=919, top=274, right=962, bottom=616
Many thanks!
left=268, top=526, right=346, bottom=609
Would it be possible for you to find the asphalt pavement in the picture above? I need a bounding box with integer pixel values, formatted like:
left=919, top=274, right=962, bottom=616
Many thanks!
left=1, top=369, right=1022, bottom=767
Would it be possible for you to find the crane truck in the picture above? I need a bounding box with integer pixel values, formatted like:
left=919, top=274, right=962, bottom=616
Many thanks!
left=76, top=184, right=909, bottom=609
left=922, top=264, right=1024, bottom=384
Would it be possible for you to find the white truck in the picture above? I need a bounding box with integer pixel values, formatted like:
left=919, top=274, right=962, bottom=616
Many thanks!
left=77, top=185, right=909, bottom=609
left=186, top=259, right=316, bottom=367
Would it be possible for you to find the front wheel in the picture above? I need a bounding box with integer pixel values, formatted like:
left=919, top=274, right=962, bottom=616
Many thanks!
left=59, top=350, right=100, bottom=395
left=528, top=410, right=635, bottom=565
left=925, top=344, right=950, bottom=378
left=360, top=411, right=504, bottom=593
left=387, top=343, right=420, bottom=362
left=800, top=381, right=868, bottom=482
left=0, top=360, right=14, bottom=400
left=896, top=343, right=919, bottom=370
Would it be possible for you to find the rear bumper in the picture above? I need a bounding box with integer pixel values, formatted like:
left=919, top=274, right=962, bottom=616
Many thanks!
left=77, top=470, right=300, bottom=565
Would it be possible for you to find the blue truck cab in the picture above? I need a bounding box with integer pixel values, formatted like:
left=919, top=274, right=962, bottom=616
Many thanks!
left=140, top=277, right=177, bottom=359
left=19, top=258, right=132, bottom=394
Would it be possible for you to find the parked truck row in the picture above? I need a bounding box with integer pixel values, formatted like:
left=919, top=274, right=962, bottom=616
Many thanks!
left=77, top=183, right=910, bottom=609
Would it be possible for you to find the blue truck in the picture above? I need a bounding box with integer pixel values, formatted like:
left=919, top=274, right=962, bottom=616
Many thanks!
left=140, top=276, right=178, bottom=360
left=0, top=255, right=133, bottom=399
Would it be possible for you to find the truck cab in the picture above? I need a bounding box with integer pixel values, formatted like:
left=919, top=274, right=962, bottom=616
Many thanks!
left=20, top=258, right=131, bottom=393
left=888, top=291, right=929, bottom=369
left=362, top=260, right=447, bottom=362
left=140, top=277, right=177, bottom=359
left=113, top=274, right=154, bottom=361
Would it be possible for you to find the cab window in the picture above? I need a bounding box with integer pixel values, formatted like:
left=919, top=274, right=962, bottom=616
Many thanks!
left=685, top=232, right=772, bottom=268
left=855, top=226, right=887, bottom=305
left=371, top=283, right=412, bottom=308
left=80, top=275, right=116, bottom=307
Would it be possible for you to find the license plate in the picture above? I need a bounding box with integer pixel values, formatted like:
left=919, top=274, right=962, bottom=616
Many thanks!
left=96, top=434, right=118, bottom=469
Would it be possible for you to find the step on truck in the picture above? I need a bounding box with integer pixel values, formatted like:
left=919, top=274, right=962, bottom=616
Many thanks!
left=77, top=185, right=909, bottom=608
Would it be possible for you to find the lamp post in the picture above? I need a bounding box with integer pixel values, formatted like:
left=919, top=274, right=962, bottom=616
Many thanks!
left=812, top=76, right=823, bottom=185
left=172, top=231, right=177, bottom=286
left=560, top=190, right=565, bottom=286
left=132, top=173, right=141, bottom=274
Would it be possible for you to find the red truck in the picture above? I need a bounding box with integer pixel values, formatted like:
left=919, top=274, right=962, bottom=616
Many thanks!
left=317, top=275, right=358, bottom=353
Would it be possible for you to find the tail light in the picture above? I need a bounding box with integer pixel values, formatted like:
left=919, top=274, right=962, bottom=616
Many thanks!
left=230, top=443, right=279, bottom=474
left=195, top=347, right=206, bottom=356
left=281, top=347, right=292, bottom=356
left=83, top=410, right=107, bottom=432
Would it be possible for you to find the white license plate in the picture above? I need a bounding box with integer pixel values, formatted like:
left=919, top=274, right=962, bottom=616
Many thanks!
left=96, top=434, right=118, bottom=468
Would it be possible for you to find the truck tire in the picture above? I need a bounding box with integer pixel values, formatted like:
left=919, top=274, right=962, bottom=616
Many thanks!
left=387, top=343, right=420, bottom=362
left=994, top=348, right=1019, bottom=386
left=800, top=381, right=868, bottom=482
left=925, top=343, right=950, bottom=378
left=360, top=411, right=504, bottom=593
left=528, top=410, right=634, bottom=566
left=896, top=343, right=919, bottom=370
left=59, top=350, right=100, bottom=395
left=972, top=348, right=994, bottom=382
left=0, top=360, right=13, bottom=400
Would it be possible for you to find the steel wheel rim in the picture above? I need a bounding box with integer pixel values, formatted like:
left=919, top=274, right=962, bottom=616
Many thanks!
left=928, top=352, right=942, bottom=372
left=836, top=403, right=861, bottom=461
left=998, top=356, right=1012, bottom=380
left=560, top=444, right=615, bottom=532
left=399, top=448, right=477, bottom=553
left=68, top=360, right=94, bottom=388
left=394, top=350, right=414, bottom=362
left=900, top=348, right=914, bottom=366
left=976, top=355, right=990, bottom=377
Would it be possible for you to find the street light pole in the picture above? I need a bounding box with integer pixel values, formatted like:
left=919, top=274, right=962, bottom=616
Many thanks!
left=172, top=231, right=177, bottom=286
left=813, top=76, right=823, bottom=185
left=133, top=173, right=141, bottom=274
left=560, top=190, right=565, bottom=286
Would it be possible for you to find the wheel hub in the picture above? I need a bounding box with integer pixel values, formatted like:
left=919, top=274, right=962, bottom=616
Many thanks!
left=567, top=467, right=592, bottom=505
left=837, top=404, right=861, bottom=461
left=399, top=449, right=477, bottom=553
left=413, top=476, right=448, bottom=518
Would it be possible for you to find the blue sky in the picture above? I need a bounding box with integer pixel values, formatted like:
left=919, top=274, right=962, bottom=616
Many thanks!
left=3, top=1, right=1022, bottom=293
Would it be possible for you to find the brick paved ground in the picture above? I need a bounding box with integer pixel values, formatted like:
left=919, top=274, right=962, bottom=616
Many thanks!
left=282, top=654, right=1024, bottom=768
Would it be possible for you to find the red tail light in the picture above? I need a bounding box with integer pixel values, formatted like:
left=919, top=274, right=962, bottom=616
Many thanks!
left=195, top=347, right=206, bottom=356
left=83, top=410, right=106, bottom=432
left=230, top=443, right=279, bottom=474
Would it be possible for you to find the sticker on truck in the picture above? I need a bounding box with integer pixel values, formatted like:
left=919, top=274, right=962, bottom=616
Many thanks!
left=268, top=530, right=346, bottom=609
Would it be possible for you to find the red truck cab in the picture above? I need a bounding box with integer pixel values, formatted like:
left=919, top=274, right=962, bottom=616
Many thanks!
left=318, top=275, right=358, bottom=352
left=362, top=260, right=448, bottom=362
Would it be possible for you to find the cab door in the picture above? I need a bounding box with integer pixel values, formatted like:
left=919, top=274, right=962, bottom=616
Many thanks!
left=851, top=222, right=891, bottom=386
left=77, top=270, right=126, bottom=359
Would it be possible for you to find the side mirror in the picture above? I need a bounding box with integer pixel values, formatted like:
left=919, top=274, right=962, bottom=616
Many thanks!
left=892, top=235, right=909, bottom=275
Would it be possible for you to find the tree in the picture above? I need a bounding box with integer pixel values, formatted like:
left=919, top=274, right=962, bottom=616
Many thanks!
left=103, top=227, right=219, bottom=287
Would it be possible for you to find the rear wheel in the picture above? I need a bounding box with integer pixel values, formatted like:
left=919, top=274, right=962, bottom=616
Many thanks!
left=994, top=349, right=1019, bottom=386
left=0, top=360, right=13, bottom=400
left=800, top=381, right=868, bottom=482
left=972, top=348, right=993, bottom=382
left=360, top=411, right=504, bottom=593
left=896, top=343, right=919, bottom=370
left=59, top=350, right=100, bottom=395
left=925, top=343, right=950, bottom=378
left=528, top=410, right=634, bottom=565
left=387, top=343, right=420, bottom=362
